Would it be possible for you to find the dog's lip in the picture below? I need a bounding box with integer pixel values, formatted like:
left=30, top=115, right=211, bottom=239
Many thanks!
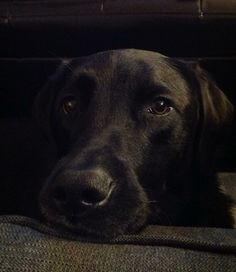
left=47, top=213, right=147, bottom=238
left=40, top=199, right=149, bottom=238
left=39, top=179, right=150, bottom=237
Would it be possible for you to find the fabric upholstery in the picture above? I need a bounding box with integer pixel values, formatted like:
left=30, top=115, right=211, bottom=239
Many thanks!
left=0, top=216, right=235, bottom=272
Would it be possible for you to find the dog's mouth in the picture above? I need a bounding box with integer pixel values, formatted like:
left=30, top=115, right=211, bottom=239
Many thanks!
left=38, top=157, right=152, bottom=238
left=39, top=201, right=149, bottom=238
left=39, top=183, right=150, bottom=238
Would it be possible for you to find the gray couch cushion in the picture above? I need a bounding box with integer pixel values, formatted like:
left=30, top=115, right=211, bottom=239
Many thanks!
left=0, top=216, right=235, bottom=272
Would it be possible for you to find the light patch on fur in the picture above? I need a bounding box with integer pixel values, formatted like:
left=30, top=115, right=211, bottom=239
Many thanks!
left=231, top=205, right=236, bottom=229
left=219, top=183, right=236, bottom=228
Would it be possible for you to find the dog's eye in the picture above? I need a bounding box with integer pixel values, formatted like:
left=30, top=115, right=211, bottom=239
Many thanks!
left=147, top=98, right=172, bottom=115
left=61, top=97, right=77, bottom=115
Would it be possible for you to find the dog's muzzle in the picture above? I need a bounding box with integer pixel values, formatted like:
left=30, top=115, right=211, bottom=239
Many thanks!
left=39, top=143, right=150, bottom=237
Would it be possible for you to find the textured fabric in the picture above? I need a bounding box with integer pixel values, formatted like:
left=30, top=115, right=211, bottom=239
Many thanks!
left=0, top=216, right=235, bottom=272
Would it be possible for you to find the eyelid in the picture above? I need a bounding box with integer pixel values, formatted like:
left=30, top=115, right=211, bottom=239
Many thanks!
left=150, top=95, right=174, bottom=107
left=57, top=94, right=76, bottom=106
left=61, top=94, right=77, bottom=100
left=153, top=95, right=171, bottom=102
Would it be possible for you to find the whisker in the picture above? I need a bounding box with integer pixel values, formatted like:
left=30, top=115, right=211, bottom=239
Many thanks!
left=145, top=200, right=158, bottom=204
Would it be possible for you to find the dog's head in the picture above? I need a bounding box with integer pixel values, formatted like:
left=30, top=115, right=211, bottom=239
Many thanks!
left=34, top=49, right=234, bottom=237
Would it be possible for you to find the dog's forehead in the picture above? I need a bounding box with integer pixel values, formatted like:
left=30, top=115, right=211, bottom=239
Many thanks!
left=75, top=49, right=177, bottom=79
left=112, top=50, right=188, bottom=91
left=67, top=50, right=192, bottom=106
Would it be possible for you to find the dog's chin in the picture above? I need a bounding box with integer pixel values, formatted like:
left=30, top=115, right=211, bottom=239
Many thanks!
left=39, top=204, right=149, bottom=239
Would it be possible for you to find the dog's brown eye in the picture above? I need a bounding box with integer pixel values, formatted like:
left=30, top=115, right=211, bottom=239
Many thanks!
left=61, top=97, right=77, bottom=115
left=148, top=98, right=172, bottom=115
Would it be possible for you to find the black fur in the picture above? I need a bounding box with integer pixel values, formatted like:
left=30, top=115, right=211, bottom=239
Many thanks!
left=34, top=49, right=234, bottom=237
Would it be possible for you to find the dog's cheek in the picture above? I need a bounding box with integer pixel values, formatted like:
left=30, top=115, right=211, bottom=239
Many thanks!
left=137, top=118, right=194, bottom=196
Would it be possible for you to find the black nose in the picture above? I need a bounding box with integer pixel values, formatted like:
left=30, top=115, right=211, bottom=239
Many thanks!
left=51, top=168, right=114, bottom=216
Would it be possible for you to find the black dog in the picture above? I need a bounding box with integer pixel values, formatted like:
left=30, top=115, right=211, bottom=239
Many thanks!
left=34, top=49, right=235, bottom=237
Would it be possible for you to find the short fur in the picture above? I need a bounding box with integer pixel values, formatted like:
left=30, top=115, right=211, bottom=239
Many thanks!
left=34, top=49, right=235, bottom=237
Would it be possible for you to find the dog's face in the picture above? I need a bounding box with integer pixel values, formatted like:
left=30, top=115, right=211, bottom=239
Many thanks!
left=34, top=49, right=233, bottom=237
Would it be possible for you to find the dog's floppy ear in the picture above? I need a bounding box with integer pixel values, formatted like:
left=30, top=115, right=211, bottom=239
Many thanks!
left=33, top=61, right=70, bottom=143
left=33, top=75, right=56, bottom=142
left=194, top=64, right=234, bottom=173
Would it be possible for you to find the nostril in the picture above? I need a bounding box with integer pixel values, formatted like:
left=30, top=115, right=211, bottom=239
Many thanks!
left=80, top=188, right=106, bottom=206
left=81, top=182, right=115, bottom=207
left=52, top=187, right=67, bottom=203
